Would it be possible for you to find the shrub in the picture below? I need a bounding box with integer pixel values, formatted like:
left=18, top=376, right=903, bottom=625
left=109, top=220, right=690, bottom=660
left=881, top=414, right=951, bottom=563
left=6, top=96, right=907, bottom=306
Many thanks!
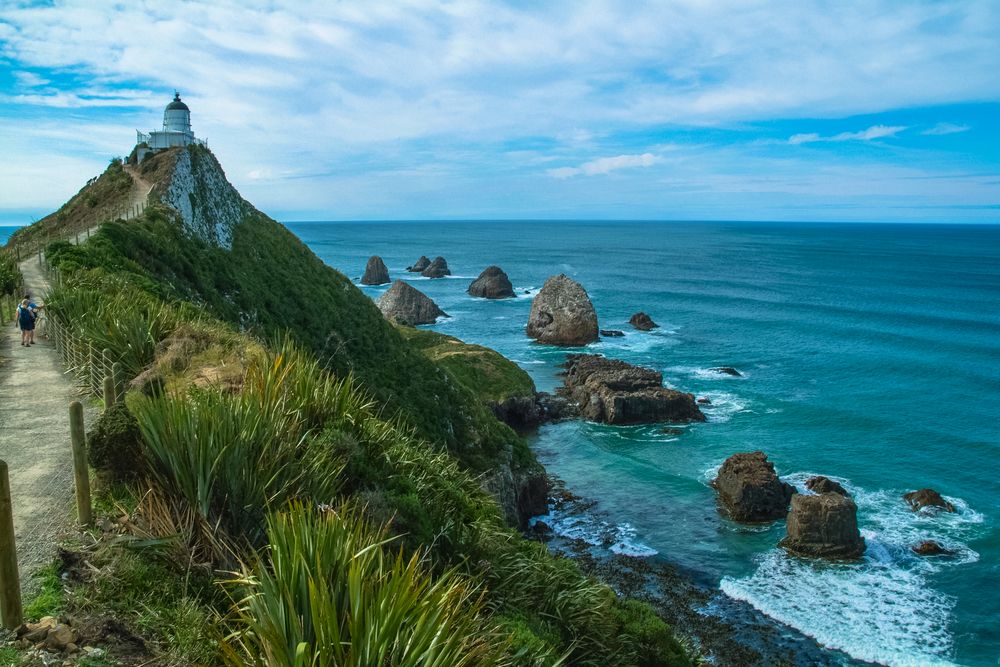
left=87, top=402, right=145, bottom=482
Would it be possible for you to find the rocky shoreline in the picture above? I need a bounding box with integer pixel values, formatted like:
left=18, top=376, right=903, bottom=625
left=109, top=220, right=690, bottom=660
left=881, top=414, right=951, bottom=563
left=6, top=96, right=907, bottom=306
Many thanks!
left=534, top=477, right=877, bottom=667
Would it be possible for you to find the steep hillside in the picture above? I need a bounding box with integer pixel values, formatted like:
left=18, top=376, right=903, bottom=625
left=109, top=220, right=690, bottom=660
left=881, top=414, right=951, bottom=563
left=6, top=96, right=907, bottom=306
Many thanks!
left=43, top=145, right=543, bottom=524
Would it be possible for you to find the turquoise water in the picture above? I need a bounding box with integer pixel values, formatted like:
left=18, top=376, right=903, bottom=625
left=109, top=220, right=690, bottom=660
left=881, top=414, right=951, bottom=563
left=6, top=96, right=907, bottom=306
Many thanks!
left=0, top=227, right=18, bottom=245
left=290, top=221, right=999, bottom=667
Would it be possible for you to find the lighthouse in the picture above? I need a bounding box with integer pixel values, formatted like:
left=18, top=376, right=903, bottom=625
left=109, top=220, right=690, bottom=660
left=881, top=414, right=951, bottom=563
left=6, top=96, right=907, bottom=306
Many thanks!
left=135, top=92, right=205, bottom=161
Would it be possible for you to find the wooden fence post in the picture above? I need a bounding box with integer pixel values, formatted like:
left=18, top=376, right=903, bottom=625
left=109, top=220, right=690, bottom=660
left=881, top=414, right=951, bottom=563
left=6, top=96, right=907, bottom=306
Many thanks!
left=103, top=376, right=115, bottom=410
left=69, top=402, right=92, bottom=527
left=111, top=362, right=122, bottom=403
left=0, top=460, right=23, bottom=630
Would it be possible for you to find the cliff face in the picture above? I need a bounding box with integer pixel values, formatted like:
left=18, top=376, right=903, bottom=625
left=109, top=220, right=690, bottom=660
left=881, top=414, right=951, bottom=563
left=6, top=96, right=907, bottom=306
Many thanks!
left=155, top=145, right=249, bottom=249
left=43, top=145, right=545, bottom=526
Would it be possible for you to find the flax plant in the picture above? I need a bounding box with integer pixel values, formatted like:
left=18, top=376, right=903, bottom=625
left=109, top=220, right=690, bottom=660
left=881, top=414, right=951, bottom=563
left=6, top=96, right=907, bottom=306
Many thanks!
left=221, top=502, right=511, bottom=667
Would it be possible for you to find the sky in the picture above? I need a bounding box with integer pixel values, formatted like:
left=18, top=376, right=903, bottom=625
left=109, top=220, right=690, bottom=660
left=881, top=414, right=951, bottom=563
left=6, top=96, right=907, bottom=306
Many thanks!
left=0, top=0, right=998, bottom=225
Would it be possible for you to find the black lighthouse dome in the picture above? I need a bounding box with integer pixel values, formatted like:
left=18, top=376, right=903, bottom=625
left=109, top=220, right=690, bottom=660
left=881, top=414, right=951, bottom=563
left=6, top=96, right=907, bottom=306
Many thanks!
left=165, top=92, right=189, bottom=112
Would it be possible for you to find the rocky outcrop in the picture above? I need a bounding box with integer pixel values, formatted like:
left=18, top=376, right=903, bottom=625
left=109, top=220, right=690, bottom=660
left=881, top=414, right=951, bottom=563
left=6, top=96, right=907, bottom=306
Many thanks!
left=361, top=255, right=390, bottom=285
left=376, top=281, right=448, bottom=325
left=559, top=354, right=705, bottom=425
left=407, top=256, right=431, bottom=272
left=526, top=274, right=599, bottom=346
left=490, top=395, right=543, bottom=431
left=600, top=329, right=624, bottom=337
left=903, top=488, right=955, bottom=513
left=805, top=476, right=849, bottom=496
left=912, top=540, right=954, bottom=556
left=421, top=256, right=451, bottom=278
left=711, top=367, right=743, bottom=377
left=480, top=460, right=548, bottom=529
left=712, top=451, right=795, bottom=522
left=536, top=392, right=580, bottom=422
left=629, top=312, right=659, bottom=331
left=468, top=265, right=515, bottom=299
left=780, top=493, right=865, bottom=559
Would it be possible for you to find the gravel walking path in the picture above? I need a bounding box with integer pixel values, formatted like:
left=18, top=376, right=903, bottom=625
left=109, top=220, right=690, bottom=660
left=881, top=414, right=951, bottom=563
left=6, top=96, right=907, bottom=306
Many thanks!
left=0, top=255, right=98, bottom=598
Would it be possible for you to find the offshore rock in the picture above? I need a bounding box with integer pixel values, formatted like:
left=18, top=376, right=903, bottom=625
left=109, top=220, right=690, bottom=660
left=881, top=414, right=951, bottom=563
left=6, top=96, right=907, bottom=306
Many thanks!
left=629, top=312, right=659, bottom=331
left=805, top=476, right=849, bottom=496
left=912, top=540, right=954, bottom=556
left=780, top=493, right=866, bottom=559
left=468, top=265, right=515, bottom=299
left=526, top=274, right=599, bottom=346
left=376, top=281, right=448, bottom=326
left=407, top=255, right=431, bottom=272
left=713, top=451, right=795, bottom=522
left=559, top=354, right=705, bottom=425
left=421, top=256, right=451, bottom=278
left=711, top=366, right=743, bottom=377
left=361, top=255, right=390, bottom=285
left=600, top=329, right=625, bottom=337
left=903, top=488, right=956, bottom=513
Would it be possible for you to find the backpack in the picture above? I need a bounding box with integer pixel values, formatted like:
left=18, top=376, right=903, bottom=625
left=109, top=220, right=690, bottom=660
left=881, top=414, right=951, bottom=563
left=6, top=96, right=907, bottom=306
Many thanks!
left=17, top=306, right=34, bottom=327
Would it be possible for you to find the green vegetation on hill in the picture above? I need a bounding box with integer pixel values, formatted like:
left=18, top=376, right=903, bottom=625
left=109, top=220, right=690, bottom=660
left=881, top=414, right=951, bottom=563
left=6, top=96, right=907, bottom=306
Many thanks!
left=20, top=145, right=693, bottom=665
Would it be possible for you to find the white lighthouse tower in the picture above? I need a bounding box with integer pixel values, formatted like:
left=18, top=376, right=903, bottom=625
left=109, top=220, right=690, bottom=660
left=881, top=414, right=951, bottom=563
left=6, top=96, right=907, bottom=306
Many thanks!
left=136, top=92, right=205, bottom=161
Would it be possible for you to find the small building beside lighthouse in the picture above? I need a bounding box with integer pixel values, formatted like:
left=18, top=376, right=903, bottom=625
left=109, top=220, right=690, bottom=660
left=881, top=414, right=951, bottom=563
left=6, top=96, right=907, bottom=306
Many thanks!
left=135, top=92, right=206, bottom=161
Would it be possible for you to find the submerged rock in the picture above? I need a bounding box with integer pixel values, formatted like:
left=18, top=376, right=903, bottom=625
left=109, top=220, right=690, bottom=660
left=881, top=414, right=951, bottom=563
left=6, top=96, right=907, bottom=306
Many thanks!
left=711, top=366, right=743, bottom=377
left=468, top=265, right=515, bottom=298
left=526, top=274, right=599, bottom=346
left=629, top=312, right=659, bottom=331
left=407, top=255, right=430, bottom=272
left=780, top=493, right=865, bottom=559
left=600, top=329, right=625, bottom=337
left=712, top=451, right=795, bottom=522
left=903, top=488, right=956, bottom=513
left=559, top=354, right=705, bottom=425
left=376, top=280, right=448, bottom=325
left=360, top=255, right=390, bottom=285
left=421, top=256, right=451, bottom=278
left=697, top=396, right=712, bottom=405
left=805, top=476, right=849, bottom=497
left=912, top=540, right=954, bottom=556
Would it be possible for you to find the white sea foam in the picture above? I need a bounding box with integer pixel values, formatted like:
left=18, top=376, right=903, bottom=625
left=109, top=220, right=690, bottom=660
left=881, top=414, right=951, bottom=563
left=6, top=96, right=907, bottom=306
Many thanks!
left=697, top=391, right=750, bottom=423
left=532, top=512, right=658, bottom=558
left=720, top=475, right=984, bottom=666
left=665, top=365, right=748, bottom=381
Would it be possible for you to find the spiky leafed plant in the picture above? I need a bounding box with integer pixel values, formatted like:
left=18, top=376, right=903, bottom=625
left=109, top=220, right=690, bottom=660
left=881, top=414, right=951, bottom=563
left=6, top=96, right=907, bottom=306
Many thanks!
left=131, top=344, right=363, bottom=558
left=221, top=502, right=512, bottom=667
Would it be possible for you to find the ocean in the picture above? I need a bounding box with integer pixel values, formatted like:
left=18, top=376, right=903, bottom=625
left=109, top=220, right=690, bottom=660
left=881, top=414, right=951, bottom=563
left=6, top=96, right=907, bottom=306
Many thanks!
left=5, top=221, right=998, bottom=665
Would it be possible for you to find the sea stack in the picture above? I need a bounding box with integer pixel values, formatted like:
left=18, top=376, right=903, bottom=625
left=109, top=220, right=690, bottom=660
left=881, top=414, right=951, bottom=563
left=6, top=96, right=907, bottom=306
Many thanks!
left=376, top=280, right=448, bottom=325
left=712, top=451, right=795, bottom=522
left=526, top=274, right=599, bottom=346
left=468, top=265, right=515, bottom=299
left=361, top=255, right=390, bottom=285
left=903, top=488, right=955, bottom=513
left=558, top=354, right=706, bottom=424
left=629, top=312, right=659, bottom=331
left=421, top=256, right=451, bottom=278
left=780, top=493, right=866, bottom=559
left=407, top=256, right=431, bottom=272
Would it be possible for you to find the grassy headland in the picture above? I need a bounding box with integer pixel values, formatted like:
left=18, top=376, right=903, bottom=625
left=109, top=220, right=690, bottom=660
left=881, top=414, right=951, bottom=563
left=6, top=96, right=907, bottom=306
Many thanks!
left=8, top=144, right=693, bottom=665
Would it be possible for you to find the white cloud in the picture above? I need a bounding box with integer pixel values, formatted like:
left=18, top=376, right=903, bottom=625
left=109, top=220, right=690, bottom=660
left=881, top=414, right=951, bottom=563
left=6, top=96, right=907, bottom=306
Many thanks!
left=922, top=122, right=971, bottom=135
left=789, top=125, right=907, bottom=144
left=12, top=71, right=49, bottom=87
left=548, top=153, right=658, bottom=178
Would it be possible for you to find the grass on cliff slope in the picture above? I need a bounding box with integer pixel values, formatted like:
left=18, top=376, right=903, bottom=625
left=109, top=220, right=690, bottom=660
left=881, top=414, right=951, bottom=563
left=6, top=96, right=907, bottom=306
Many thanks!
left=45, top=207, right=527, bottom=474
left=5, top=157, right=133, bottom=253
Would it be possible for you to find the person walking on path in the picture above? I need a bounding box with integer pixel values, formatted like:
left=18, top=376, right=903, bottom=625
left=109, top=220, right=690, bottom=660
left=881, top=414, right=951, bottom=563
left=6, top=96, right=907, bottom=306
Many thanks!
left=16, top=298, right=36, bottom=346
left=24, top=294, right=42, bottom=344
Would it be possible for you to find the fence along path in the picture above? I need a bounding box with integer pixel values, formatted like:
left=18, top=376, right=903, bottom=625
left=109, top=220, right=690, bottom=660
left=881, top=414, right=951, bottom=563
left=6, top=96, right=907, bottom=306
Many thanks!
left=0, top=251, right=99, bottom=597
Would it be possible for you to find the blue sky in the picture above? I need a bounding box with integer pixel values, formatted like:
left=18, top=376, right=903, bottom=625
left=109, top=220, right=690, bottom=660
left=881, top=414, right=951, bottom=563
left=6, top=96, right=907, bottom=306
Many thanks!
left=0, top=1, right=998, bottom=224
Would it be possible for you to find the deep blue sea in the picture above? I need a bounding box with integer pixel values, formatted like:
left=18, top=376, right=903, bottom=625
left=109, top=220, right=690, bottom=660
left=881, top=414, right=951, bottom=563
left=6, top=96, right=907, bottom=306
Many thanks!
left=4, top=221, right=998, bottom=665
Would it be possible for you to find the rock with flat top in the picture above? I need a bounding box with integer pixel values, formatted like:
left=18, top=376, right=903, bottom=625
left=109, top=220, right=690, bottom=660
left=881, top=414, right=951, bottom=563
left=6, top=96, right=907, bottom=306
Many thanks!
left=780, top=493, right=866, bottom=559
left=526, top=275, right=599, bottom=346
left=468, top=265, right=515, bottom=298
left=376, top=281, right=448, bottom=325
left=712, top=451, right=795, bottom=522
left=421, top=256, right=451, bottom=278
left=559, top=354, right=705, bottom=424
left=361, top=255, right=390, bottom=285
